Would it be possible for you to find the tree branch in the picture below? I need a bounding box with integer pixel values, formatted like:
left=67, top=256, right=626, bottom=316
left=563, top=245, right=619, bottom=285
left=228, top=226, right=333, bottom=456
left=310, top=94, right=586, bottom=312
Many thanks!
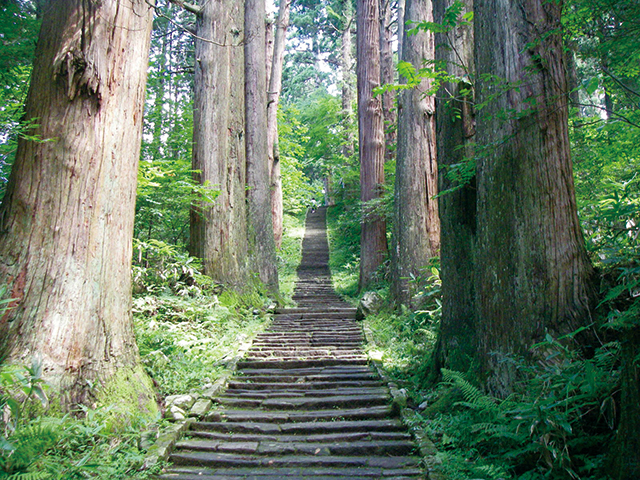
left=168, top=0, right=202, bottom=15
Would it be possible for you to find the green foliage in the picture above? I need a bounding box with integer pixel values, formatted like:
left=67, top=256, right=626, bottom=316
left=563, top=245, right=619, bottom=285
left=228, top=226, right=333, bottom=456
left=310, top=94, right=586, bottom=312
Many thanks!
left=0, top=367, right=160, bottom=480
left=277, top=213, right=306, bottom=301
left=326, top=203, right=360, bottom=297
left=133, top=292, right=269, bottom=397
left=0, top=0, right=40, bottom=200
left=410, top=337, right=619, bottom=480
left=132, top=238, right=215, bottom=296
left=278, top=106, right=323, bottom=214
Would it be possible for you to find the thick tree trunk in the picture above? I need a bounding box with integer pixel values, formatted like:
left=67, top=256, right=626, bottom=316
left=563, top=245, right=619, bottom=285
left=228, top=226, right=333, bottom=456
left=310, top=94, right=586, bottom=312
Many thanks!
left=431, top=0, right=476, bottom=376
left=397, top=0, right=406, bottom=62
left=0, top=0, right=155, bottom=410
left=357, top=0, right=388, bottom=290
left=190, top=0, right=248, bottom=287
left=379, top=0, right=396, bottom=162
left=341, top=0, right=356, bottom=158
left=267, top=0, right=291, bottom=249
left=474, top=0, right=595, bottom=396
left=245, top=0, right=279, bottom=294
left=391, top=0, right=439, bottom=306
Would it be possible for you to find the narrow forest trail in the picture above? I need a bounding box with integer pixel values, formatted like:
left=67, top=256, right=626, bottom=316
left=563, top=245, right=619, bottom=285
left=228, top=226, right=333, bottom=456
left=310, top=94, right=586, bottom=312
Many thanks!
left=158, top=207, right=423, bottom=479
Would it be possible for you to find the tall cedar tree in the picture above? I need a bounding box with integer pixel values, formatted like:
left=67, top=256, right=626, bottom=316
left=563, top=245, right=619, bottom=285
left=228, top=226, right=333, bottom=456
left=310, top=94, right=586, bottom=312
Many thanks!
left=340, top=0, right=356, bottom=163
left=474, top=0, right=595, bottom=396
left=190, top=0, right=248, bottom=286
left=267, top=0, right=291, bottom=249
left=356, top=0, right=388, bottom=290
left=391, top=0, right=440, bottom=306
left=245, top=0, right=279, bottom=294
left=379, top=0, right=396, bottom=162
left=431, top=0, right=476, bottom=375
left=0, top=0, right=155, bottom=409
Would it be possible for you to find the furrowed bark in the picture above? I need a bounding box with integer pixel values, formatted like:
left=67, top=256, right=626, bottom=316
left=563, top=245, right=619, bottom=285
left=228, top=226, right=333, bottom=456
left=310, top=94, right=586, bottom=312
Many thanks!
left=391, top=0, right=440, bottom=306
left=474, top=0, right=595, bottom=396
left=356, top=0, right=388, bottom=290
left=431, top=0, right=476, bottom=377
left=245, top=0, right=279, bottom=294
left=267, top=0, right=291, bottom=249
left=190, top=0, right=248, bottom=286
left=0, top=0, right=155, bottom=410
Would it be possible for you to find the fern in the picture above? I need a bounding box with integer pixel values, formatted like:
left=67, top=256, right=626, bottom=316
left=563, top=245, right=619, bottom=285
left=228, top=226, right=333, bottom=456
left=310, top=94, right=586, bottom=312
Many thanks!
left=442, top=369, right=497, bottom=411
left=0, top=421, right=61, bottom=475
left=4, top=471, right=49, bottom=480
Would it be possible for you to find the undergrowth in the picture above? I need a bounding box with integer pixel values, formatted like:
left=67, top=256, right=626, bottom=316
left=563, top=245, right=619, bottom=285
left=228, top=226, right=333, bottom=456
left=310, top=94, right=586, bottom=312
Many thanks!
left=277, top=212, right=306, bottom=302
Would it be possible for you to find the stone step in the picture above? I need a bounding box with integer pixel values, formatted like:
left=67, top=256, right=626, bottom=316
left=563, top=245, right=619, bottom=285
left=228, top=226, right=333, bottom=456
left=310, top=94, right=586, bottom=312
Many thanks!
left=236, top=365, right=375, bottom=375
left=215, top=392, right=390, bottom=410
left=158, top=466, right=422, bottom=480
left=191, top=419, right=407, bottom=435
left=226, top=380, right=384, bottom=390
left=204, top=405, right=394, bottom=423
left=245, top=350, right=363, bottom=358
left=225, top=386, right=388, bottom=397
left=235, top=374, right=379, bottom=384
left=236, top=358, right=368, bottom=369
left=169, top=452, right=421, bottom=470
left=188, top=431, right=412, bottom=444
left=243, top=356, right=367, bottom=363
left=174, top=438, right=415, bottom=456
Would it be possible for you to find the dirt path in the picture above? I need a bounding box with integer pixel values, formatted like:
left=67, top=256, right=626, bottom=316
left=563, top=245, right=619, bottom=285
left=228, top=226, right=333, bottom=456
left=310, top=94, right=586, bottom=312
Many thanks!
left=158, top=207, right=423, bottom=479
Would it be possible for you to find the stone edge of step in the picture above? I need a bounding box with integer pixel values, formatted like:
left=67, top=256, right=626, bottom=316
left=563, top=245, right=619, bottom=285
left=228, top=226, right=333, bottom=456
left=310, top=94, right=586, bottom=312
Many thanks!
left=142, top=337, right=258, bottom=470
left=362, top=324, right=445, bottom=480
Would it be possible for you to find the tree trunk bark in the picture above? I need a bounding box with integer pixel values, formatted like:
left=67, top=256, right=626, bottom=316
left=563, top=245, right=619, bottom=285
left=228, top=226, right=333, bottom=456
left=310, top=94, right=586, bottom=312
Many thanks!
left=430, top=0, right=476, bottom=377
left=474, top=0, right=595, bottom=396
left=245, top=0, right=279, bottom=294
left=397, top=0, right=406, bottom=62
left=341, top=0, right=356, bottom=158
left=190, top=0, right=248, bottom=286
left=267, top=0, right=291, bottom=249
left=379, top=0, right=396, bottom=162
left=391, top=0, right=439, bottom=306
left=0, top=0, right=155, bottom=410
left=357, top=0, right=388, bottom=290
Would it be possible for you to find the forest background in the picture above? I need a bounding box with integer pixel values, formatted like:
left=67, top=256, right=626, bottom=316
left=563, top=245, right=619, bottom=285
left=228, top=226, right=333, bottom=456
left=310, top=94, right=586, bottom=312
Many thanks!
left=0, top=0, right=639, bottom=478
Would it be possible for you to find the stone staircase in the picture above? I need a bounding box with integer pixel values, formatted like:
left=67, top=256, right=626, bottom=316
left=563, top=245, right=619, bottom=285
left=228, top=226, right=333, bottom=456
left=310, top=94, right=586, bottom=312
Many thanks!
left=157, top=207, right=423, bottom=479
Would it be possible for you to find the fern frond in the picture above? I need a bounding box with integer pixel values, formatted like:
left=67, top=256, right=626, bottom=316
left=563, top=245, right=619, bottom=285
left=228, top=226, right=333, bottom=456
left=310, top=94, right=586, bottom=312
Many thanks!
left=442, top=369, right=497, bottom=410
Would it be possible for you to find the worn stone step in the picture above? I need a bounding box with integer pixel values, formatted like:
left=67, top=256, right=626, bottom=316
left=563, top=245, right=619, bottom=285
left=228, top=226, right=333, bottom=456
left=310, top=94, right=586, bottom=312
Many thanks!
left=159, top=471, right=420, bottom=480
left=191, top=419, right=407, bottom=435
left=175, top=439, right=415, bottom=456
left=188, top=431, right=412, bottom=444
left=159, top=465, right=422, bottom=479
left=215, top=392, right=389, bottom=410
left=274, top=308, right=356, bottom=315
left=224, top=386, right=388, bottom=397
left=236, top=372, right=379, bottom=383
left=170, top=452, right=421, bottom=470
left=236, top=358, right=368, bottom=369
left=245, top=351, right=363, bottom=359
left=226, top=380, right=384, bottom=390
left=236, top=365, right=375, bottom=375
left=204, top=405, right=394, bottom=423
